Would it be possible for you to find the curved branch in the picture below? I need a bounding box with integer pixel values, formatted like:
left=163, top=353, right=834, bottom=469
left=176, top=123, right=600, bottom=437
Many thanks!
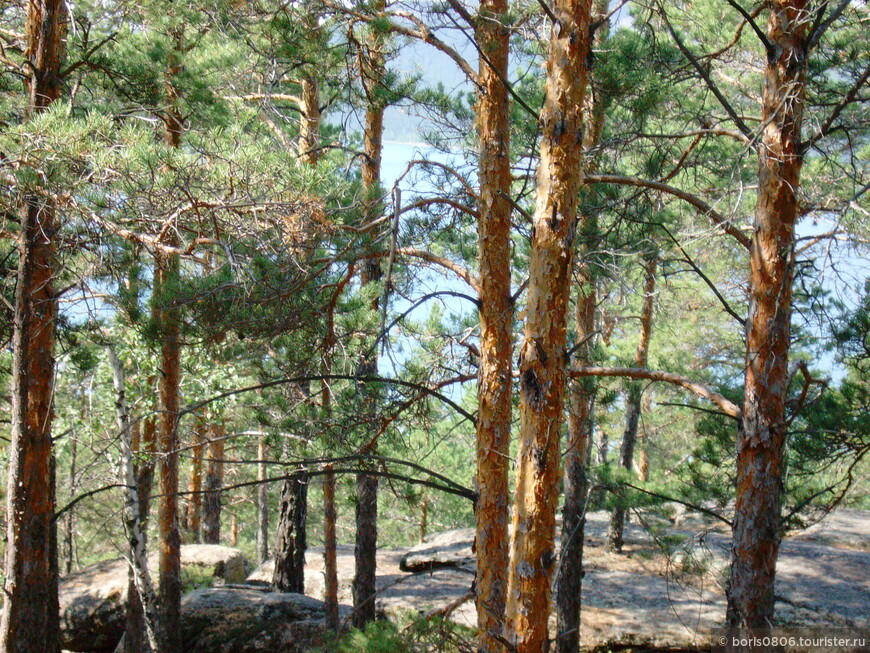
left=569, top=366, right=741, bottom=418
left=586, top=174, right=752, bottom=250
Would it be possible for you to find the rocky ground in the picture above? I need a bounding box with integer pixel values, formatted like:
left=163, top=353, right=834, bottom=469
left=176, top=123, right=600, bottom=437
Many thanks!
left=249, top=508, right=869, bottom=650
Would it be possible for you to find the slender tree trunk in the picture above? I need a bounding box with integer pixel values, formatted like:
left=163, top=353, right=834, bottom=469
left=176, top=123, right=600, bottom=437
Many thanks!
left=506, top=3, right=592, bottom=650
left=109, top=347, right=161, bottom=653
left=609, top=254, right=657, bottom=552
left=257, top=435, right=270, bottom=565
left=473, top=2, right=514, bottom=650
left=322, top=318, right=339, bottom=629
left=726, top=1, right=808, bottom=642
left=272, top=470, right=309, bottom=593
left=126, top=415, right=157, bottom=653
left=352, top=3, right=386, bottom=627
left=64, top=416, right=79, bottom=575
left=202, top=423, right=225, bottom=544
left=184, top=419, right=205, bottom=542
left=0, top=2, right=66, bottom=650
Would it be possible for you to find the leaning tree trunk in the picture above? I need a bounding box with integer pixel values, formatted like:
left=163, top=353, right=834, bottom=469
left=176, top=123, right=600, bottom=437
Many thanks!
left=505, top=2, right=592, bottom=651
left=473, top=2, right=514, bottom=650
left=352, top=2, right=387, bottom=628
left=609, top=253, right=657, bottom=552
left=203, top=423, right=225, bottom=544
left=726, top=1, right=808, bottom=642
left=272, top=470, right=309, bottom=593
left=0, top=2, right=66, bottom=651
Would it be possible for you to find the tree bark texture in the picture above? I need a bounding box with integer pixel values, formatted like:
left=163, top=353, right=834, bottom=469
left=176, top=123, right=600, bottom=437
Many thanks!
left=555, top=5, right=608, bottom=648
left=155, top=254, right=182, bottom=653
left=272, top=470, right=309, bottom=593
left=506, top=2, right=592, bottom=650
left=609, top=254, right=657, bottom=552
left=726, top=0, right=808, bottom=639
left=0, top=2, right=66, bottom=651
left=474, top=2, right=514, bottom=650
left=203, top=423, right=225, bottom=545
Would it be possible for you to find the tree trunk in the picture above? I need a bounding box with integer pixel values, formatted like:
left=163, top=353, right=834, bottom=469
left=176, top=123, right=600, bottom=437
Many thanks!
left=506, top=2, right=592, bottom=650
left=109, top=346, right=162, bottom=653
left=473, top=2, right=514, bottom=650
left=609, top=254, right=657, bottom=552
left=184, top=419, right=205, bottom=542
left=126, top=415, right=157, bottom=653
left=64, top=416, right=78, bottom=575
left=352, top=2, right=386, bottom=628
left=203, top=423, right=225, bottom=545
left=272, top=470, right=309, bottom=593
left=257, top=436, right=270, bottom=565
left=154, top=253, right=182, bottom=653
left=322, top=464, right=339, bottom=629
left=555, top=5, right=608, bottom=648
left=0, top=2, right=66, bottom=651
left=726, top=1, right=808, bottom=641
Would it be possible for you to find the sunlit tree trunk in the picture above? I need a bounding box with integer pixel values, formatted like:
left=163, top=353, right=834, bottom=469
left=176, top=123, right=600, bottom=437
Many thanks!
left=727, top=1, right=808, bottom=642
left=473, top=2, right=514, bottom=650
left=506, top=1, right=592, bottom=650
left=0, top=2, right=66, bottom=651
left=609, top=253, right=657, bottom=552
left=203, top=423, right=225, bottom=544
left=297, top=13, right=322, bottom=167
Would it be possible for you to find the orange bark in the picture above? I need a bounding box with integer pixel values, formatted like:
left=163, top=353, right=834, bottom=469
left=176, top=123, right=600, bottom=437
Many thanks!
left=506, top=2, right=593, bottom=650
left=727, top=0, right=809, bottom=639
left=474, top=1, right=514, bottom=651
left=1, top=2, right=66, bottom=651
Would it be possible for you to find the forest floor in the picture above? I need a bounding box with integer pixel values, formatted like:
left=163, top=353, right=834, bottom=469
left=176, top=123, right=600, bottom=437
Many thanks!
left=250, top=508, right=870, bottom=650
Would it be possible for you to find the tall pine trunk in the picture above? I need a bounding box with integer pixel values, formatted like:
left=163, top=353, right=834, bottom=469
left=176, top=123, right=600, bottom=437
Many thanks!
left=608, top=253, right=657, bottom=552
left=506, top=2, right=592, bottom=650
left=473, top=2, right=514, bottom=650
left=0, top=2, right=66, bottom=650
left=184, top=420, right=205, bottom=542
left=726, top=0, right=808, bottom=640
left=352, top=2, right=386, bottom=627
left=555, top=5, right=608, bottom=647
left=257, top=435, right=270, bottom=565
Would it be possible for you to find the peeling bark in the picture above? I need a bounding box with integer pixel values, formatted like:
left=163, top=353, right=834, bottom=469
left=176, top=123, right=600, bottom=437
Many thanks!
left=506, top=2, right=593, bottom=650
left=474, top=1, right=514, bottom=651
left=0, top=2, right=67, bottom=650
left=726, top=0, right=809, bottom=641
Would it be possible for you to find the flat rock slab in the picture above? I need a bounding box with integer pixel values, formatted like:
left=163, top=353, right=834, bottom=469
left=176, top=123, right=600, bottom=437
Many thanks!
left=399, top=528, right=475, bottom=572
left=60, top=544, right=251, bottom=652
left=181, top=587, right=336, bottom=653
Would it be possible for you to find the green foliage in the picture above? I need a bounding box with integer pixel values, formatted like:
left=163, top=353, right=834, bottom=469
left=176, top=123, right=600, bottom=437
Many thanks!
left=327, top=615, right=473, bottom=653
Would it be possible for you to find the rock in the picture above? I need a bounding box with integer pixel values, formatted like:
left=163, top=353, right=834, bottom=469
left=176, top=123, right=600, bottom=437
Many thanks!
left=181, top=587, right=335, bottom=653
left=60, top=544, right=251, bottom=652
left=399, top=528, right=475, bottom=572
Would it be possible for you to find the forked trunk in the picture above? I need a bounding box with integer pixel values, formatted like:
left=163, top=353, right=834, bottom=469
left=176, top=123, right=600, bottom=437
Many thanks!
left=726, top=1, right=808, bottom=642
left=609, top=254, right=657, bottom=552
left=506, top=2, right=592, bottom=650
left=473, top=2, right=514, bottom=650
left=1, top=2, right=67, bottom=650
